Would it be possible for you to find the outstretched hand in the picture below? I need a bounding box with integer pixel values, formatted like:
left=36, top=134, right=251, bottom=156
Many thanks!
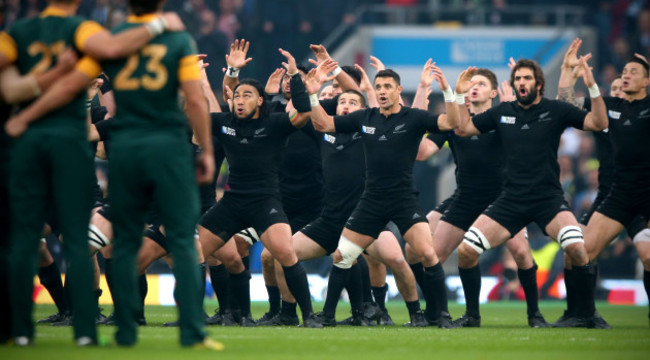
left=226, top=39, right=252, bottom=69
left=419, top=58, right=436, bottom=88
left=308, top=44, right=331, bottom=66
left=369, top=55, right=385, bottom=72
left=278, top=48, right=298, bottom=75
left=455, top=66, right=478, bottom=94
left=579, top=55, right=597, bottom=89
left=430, top=64, right=450, bottom=91
left=497, top=80, right=515, bottom=102
left=265, top=68, right=286, bottom=94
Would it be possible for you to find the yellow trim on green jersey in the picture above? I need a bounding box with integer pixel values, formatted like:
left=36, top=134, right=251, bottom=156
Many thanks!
left=0, top=32, right=17, bottom=63
left=178, top=55, right=201, bottom=82
left=76, top=56, right=102, bottom=79
left=74, top=21, right=105, bottom=53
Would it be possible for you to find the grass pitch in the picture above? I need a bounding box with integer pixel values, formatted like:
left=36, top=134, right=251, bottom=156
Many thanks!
left=1, top=301, right=648, bottom=360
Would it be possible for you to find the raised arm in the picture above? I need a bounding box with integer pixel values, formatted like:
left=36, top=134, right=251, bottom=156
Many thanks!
left=412, top=58, right=436, bottom=110
left=454, top=66, right=481, bottom=137
left=557, top=38, right=588, bottom=108
left=309, top=44, right=360, bottom=92
left=579, top=56, right=608, bottom=131
left=279, top=48, right=318, bottom=128
left=264, top=67, right=286, bottom=95
left=431, top=64, right=458, bottom=131
left=304, top=67, right=336, bottom=133
left=222, top=39, right=252, bottom=103
left=354, top=64, right=378, bottom=108
left=82, top=13, right=185, bottom=60
left=197, top=54, right=221, bottom=113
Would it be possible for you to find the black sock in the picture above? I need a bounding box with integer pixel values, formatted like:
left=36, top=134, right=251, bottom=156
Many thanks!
left=104, top=258, right=115, bottom=303
left=230, top=269, right=251, bottom=315
left=405, top=300, right=421, bottom=315
left=94, top=288, right=102, bottom=316
left=283, top=262, right=313, bottom=320
left=323, top=266, right=351, bottom=317
left=517, top=263, right=540, bottom=317
left=209, top=265, right=230, bottom=312
left=643, top=270, right=650, bottom=316
left=564, top=268, right=576, bottom=316
left=573, top=264, right=596, bottom=317
left=345, top=262, right=363, bottom=313
left=199, top=262, right=207, bottom=312
left=280, top=300, right=297, bottom=317
left=458, top=265, right=481, bottom=317
left=372, top=284, right=388, bottom=310
left=265, top=285, right=280, bottom=315
left=424, top=263, right=449, bottom=318
left=38, top=262, right=68, bottom=314
left=241, top=256, right=250, bottom=272
left=136, top=274, right=147, bottom=320
left=356, top=256, right=373, bottom=303
left=409, top=262, right=425, bottom=293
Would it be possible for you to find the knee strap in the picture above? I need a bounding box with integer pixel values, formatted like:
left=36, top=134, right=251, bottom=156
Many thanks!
left=88, top=224, right=110, bottom=250
left=334, top=235, right=364, bottom=269
left=633, top=228, right=650, bottom=244
left=557, top=225, right=584, bottom=249
left=462, top=227, right=491, bottom=255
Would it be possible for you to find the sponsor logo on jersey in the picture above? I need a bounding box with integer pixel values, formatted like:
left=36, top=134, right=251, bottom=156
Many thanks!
left=269, top=208, right=278, bottom=214
left=623, top=119, right=632, bottom=126
left=470, top=135, right=479, bottom=140
left=240, top=138, right=249, bottom=144
left=538, top=111, right=551, bottom=121
left=379, top=135, right=388, bottom=141
left=222, top=126, right=236, bottom=136
left=500, top=116, right=516, bottom=124
left=520, top=124, right=530, bottom=130
left=393, top=123, right=407, bottom=133
left=323, top=134, right=336, bottom=144
left=412, top=213, right=421, bottom=219
left=608, top=110, right=621, bottom=119
left=362, top=126, right=376, bottom=134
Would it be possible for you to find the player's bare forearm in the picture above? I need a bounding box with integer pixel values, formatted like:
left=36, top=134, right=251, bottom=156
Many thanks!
left=311, top=105, right=335, bottom=133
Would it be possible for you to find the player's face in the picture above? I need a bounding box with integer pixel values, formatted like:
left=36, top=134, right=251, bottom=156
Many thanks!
left=374, top=76, right=402, bottom=110
left=609, top=78, right=624, bottom=98
left=331, top=79, right=342, bottom=96
left=233, top=84, right=262, bottom=119
left=319, top=85, right=334, bottom=100
left=469, top=74, right=496, bottom=104
left=281, top=71, right=306, bottom=99
left=621, top=62, right=649, bottom=95
left=336, top=93, right=363, bottom=116
left=513, top=67, right=540, bottom=105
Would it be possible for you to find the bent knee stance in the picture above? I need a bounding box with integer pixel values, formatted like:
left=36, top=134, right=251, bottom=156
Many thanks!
left=334, top=236, right=364, bottom=269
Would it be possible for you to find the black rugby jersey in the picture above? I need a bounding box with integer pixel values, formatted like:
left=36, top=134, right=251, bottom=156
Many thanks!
left=583, top=98, right=615, bottom=190
left=429, top=129, right=504, bottom=193
left=211, top=112, right=296, bottom=196
left=472, top=98, right=586, bottom=198
left=600, top=95, right=650, bottom=186
left=334, top=106, right=441, bottom=194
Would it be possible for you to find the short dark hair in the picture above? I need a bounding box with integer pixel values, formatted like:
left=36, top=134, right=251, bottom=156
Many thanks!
left=509, top=59, right=545, bottom=96
left=626, top=57, right=650, bottom=77
left=296, top=63, right=311, bottom=75
left=129, top=0, right=164, bottom=16
left=341, top=65, right=362, bottom=86
left=234, top=79, right=268, bottom=116
left=374, top=69, right=400, bottom=85
left=475, top=68, right=498, bottom=90
left=340, top=89, right=366, bottom=107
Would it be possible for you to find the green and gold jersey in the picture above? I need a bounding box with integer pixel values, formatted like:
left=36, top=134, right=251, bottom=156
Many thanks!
left=78, top=14, right=201, bottom=141
left=0, top=6, right=104, bottom=134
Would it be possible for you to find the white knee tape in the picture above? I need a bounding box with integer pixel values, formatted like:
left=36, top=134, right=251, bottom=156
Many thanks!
left=633, top=228, right=650, bottom=244
left=462, top=227, right=491, bottom=255
left=88, top=224, right=110, bottom=250
left=557, top=225, right=584, bottom=249
left=334, top=235, right=364, bottom=269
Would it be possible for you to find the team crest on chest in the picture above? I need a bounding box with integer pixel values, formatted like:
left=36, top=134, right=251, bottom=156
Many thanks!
left=393, top=123, right=406, bottom=133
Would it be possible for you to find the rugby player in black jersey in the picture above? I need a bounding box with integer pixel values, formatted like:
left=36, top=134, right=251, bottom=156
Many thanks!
left=556, top=47, right=650, bottom=326
left=198, top=48, right=323, bottom=328
left=409, top=63, right=548, bottom=327
left=309, top=65, right=460, bottom=327
left=454, top=57, right=609, bottom=328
